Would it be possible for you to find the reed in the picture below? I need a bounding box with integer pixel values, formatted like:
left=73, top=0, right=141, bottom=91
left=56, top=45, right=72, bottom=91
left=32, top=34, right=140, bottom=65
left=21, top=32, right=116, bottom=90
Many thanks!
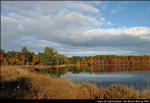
left=1, top=67, right=150, bottom=99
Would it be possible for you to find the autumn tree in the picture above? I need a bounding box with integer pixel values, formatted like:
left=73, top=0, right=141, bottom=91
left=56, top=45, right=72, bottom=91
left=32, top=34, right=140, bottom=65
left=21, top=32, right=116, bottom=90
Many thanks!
left=21, top=46, right=34, bottom=65
left=37, top=47, right=55, bottom=65
left=32, top=56, right=38, bottom=65
left=0, top=49, right=8, bottom=65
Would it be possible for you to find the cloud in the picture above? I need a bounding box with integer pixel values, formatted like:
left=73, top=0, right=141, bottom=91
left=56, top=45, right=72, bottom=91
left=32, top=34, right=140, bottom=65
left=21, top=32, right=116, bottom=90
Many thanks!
left=110, top=5, right=124, bottom=14
left=101, top=2, right=108, bottom=10
left=107, top=21, right=115, bottom=26
left=1, top=1, right=150, bottom=56
left=1, top=1, right=100, bottom=17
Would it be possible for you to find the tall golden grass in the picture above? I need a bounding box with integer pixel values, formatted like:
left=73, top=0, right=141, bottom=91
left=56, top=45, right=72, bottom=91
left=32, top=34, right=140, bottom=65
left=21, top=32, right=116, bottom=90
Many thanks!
left=1, top=67, right=150, bottom=99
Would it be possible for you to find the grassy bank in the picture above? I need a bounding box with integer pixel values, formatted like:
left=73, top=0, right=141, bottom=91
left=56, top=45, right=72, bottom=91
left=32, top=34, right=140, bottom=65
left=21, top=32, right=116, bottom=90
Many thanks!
left=1, top=67, right=150, bottom=99
left=1, top=64, right=76, bottom=69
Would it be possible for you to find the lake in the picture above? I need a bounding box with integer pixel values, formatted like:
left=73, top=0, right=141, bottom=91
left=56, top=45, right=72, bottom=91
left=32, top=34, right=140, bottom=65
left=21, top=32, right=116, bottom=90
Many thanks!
left=29, top=65, right=150, bottom=91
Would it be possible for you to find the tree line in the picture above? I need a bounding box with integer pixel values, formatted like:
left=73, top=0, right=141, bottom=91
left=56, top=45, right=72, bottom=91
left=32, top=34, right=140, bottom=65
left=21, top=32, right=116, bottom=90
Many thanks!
left=1, top=46, right=150, bottom=66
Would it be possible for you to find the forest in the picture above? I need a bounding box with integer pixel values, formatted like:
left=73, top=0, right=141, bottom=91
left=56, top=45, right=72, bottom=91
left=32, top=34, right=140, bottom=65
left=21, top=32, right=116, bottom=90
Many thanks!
left=1, top=47, right=150, bottom=99
left=1, top=46, right=150, bottom=66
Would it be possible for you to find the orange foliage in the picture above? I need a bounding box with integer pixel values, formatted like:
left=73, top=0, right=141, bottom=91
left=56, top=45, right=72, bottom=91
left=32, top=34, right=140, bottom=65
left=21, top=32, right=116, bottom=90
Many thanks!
left=0, top=54, right=8, bottom=65
left=32, top=56, right=38, bottom=65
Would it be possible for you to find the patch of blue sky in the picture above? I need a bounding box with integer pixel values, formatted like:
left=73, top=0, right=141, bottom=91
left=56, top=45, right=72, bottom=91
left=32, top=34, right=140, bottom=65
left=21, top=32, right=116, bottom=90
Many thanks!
left=1, top=9, right=9, bottom=16
left=95, top=1, right=150, bottom=28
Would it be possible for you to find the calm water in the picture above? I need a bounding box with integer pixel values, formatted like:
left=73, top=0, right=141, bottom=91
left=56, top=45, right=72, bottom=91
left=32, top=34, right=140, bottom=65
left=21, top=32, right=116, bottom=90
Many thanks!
left=30, top=65, right=150, bottom=90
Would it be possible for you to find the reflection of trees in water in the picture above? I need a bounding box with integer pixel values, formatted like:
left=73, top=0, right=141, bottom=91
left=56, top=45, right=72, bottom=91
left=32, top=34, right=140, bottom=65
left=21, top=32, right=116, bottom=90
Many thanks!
left=30, top=67, right=68, bottom=78
left=31, top=68, right=38, bottom=73
left=30, top=65, right=150, bottom=77
left=28, top=68, right=39, bottom=73
left=70, top=65, right=150, bottom=74
left=45, top=67, right=68, bottom=78
left=70, top=66, right=86, bottom=74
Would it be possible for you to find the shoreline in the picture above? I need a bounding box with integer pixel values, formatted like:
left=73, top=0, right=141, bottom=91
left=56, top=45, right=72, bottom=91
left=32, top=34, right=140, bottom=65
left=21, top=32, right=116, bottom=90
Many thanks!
left=0, top=64, right=150, bottom=68
left=1, top=64, right=150, bottom=69
left=0, top=64, right=76, bottom=69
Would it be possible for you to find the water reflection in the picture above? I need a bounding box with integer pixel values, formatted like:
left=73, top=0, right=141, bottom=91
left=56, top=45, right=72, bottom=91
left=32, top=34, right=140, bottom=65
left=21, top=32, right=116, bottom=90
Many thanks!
left=61, top=71, right=150, bottom=90
left=30, top=65, right=150, bottom=78
left=28, top=65, right=150, bottom=90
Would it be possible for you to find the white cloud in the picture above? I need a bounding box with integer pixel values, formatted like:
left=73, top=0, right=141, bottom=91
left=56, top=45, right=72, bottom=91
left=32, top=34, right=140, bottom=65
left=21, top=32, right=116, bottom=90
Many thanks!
left=110, top=5, right=124, bottom=14
left=66, top=3, right=100, bottom=14
left=84, top=27, right=150, bottom=38
left=1, top=1, right=150, bottom=56
left=110, top=9, right=117, bottom=14
left=107, top=21, right=115, bottom=26
left=1, top=1, right=103, bottom=44
left=101, top=2, right=108, bottom=10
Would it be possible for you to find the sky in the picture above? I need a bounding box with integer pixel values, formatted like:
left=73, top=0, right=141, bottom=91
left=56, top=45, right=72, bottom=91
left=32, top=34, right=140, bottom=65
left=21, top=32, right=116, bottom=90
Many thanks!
left=1, top=1, right=150, bottom=57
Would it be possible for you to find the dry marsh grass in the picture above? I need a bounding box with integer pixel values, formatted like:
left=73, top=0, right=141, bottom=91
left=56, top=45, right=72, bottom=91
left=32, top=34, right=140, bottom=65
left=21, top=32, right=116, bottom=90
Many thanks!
left=1, top=67, right=150, bottom=99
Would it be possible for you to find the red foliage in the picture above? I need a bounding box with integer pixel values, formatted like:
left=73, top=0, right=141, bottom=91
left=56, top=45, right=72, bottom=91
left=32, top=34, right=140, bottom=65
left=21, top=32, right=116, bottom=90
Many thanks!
left=32, top=56, right=38, bottom=65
